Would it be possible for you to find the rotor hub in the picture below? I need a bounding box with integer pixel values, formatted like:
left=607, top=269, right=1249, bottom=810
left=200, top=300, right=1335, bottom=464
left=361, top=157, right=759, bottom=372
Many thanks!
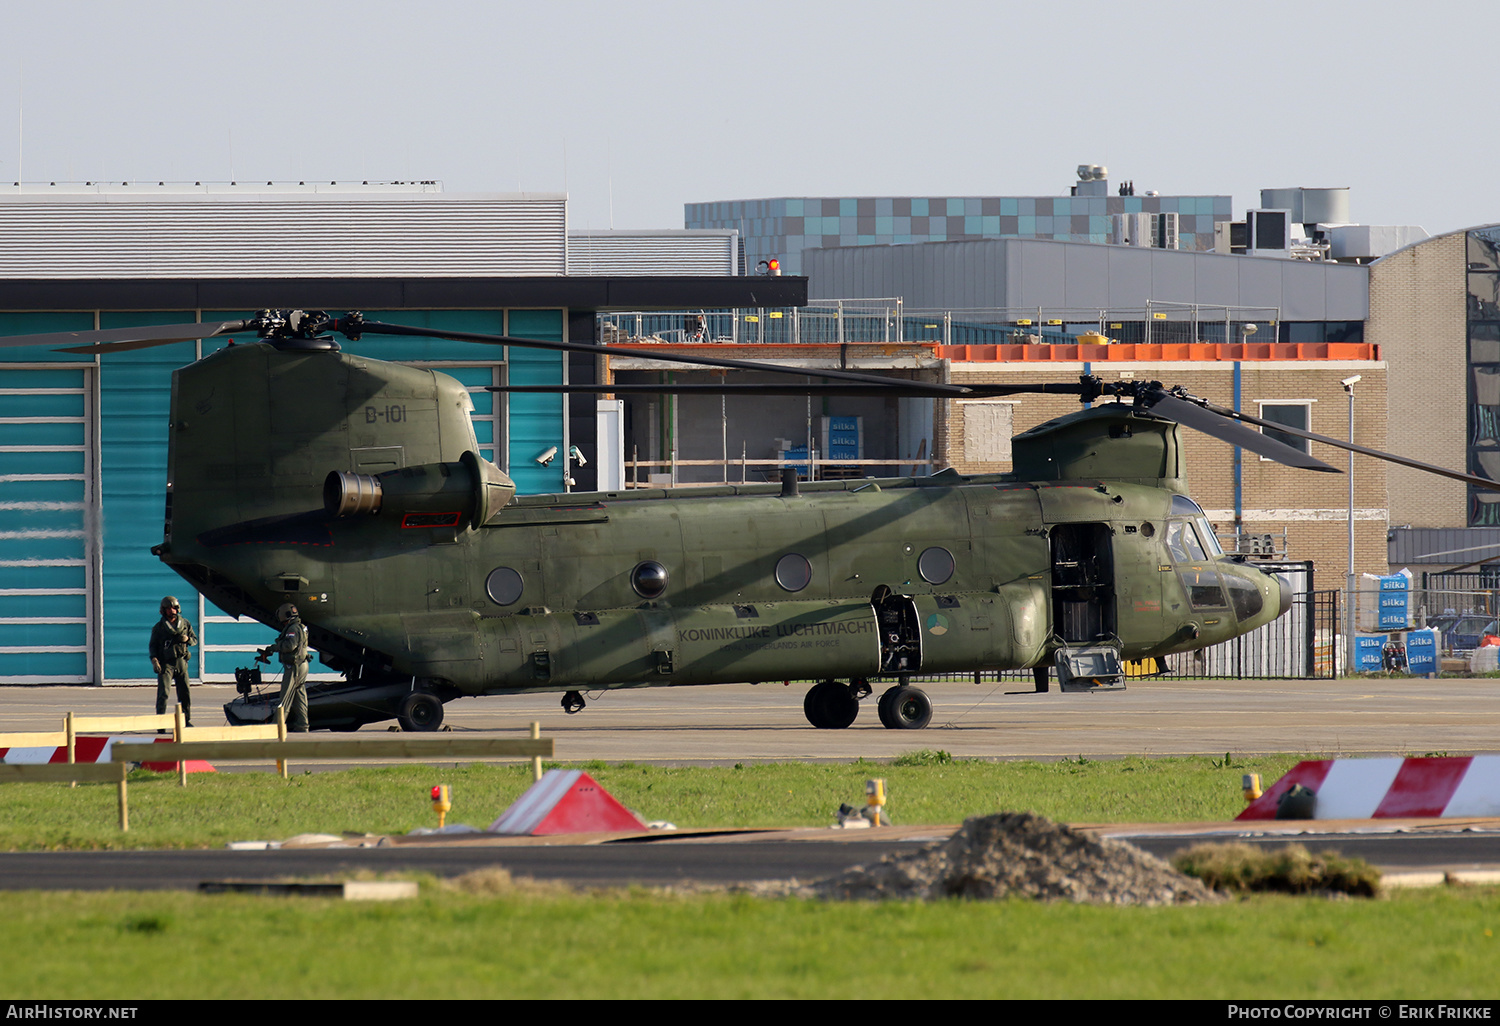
left=250, top=309, right=341, bottom=351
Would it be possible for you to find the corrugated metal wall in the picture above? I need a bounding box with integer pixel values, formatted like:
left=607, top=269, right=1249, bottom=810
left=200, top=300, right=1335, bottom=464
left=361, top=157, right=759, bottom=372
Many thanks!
left=567, top=231, right=739, bottom=276
left=1388, top=527, right=1500, bottom=566
left=0, top=307, right=566, bottom=684
left=0, top=319, right=97, bottom=682
left=0, top=195, right=569, bottom=278
left=806, top=237, right=1371, bottom=322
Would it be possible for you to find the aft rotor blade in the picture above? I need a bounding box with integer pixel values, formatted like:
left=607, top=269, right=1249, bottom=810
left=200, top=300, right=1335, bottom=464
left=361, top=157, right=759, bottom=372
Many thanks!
left=0, top=319, right=249, bottom=353
left=494, top=383, right=978, bottom=397
left=1147, top=393, right=1342, bottom=473
left=492, top=380, right=1092, bottom=398
left=1222, top=405, right=1500, bottom=493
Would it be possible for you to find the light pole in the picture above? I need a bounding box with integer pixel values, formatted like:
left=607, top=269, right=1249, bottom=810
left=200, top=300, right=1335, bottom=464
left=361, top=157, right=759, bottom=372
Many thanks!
left=1342, top=375, right=1361, bottom=674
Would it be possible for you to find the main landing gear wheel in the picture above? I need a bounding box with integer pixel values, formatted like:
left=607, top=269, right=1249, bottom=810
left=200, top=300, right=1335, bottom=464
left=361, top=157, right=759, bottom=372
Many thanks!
left=561, top=691, right=586, bottom=715
left=803, top=679, right=860, bottom=729
left=398, top=692, right=444, bottom=732
left=877, top=685, right=932, bottom=730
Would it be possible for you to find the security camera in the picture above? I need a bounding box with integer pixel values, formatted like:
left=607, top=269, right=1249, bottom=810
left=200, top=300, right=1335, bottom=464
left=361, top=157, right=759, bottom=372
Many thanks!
left=568, top=445, right=587, bottom=467
left=535, top=446, right=558, bottom=466
left=1341, top=375, right=1361, bottom=391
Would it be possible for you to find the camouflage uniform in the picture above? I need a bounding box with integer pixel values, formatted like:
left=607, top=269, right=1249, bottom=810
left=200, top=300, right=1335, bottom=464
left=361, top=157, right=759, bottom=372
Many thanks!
left=149, top=597, right=197, bottom=723
left=274, top=607, right=310, bottom=732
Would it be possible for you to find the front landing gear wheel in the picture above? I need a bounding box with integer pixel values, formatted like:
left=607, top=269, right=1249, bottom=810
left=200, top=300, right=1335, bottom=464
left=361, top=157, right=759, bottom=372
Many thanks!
left=562, top=690, right=586, bottom=715
left=397, top=692, right=444, bottom=732
left=803, top=679, right=860, bottom=729
left=877, top=686, right=931, bottom=729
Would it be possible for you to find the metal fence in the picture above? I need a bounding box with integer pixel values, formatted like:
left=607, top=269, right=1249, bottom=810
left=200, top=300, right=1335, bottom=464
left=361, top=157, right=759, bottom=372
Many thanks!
left=901, top=587, right=1341, bottom=685
left=1139, top=301, right=1283, bottom=348
left=1415, top=572, right=1500, bottom=620
left=1383, top=579, right=1500, bottom=657
left=598, top=300, right=907, bottom=346
left=598, top=300, right=1285, bottom=348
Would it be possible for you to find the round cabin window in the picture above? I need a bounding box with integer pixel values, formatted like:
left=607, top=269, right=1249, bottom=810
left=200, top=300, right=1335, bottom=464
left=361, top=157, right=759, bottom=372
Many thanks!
left=918, top=546, right=955, bottom=585
left=775, top=553, right=813, bottom=592
left=631, top=560, right=670, bottom=599
left=485, top=567, right=524, bottom=606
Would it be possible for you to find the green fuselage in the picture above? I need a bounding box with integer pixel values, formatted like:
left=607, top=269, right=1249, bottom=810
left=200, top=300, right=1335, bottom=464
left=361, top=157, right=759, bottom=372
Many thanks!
left=159, top=343, right=1287, bottom=697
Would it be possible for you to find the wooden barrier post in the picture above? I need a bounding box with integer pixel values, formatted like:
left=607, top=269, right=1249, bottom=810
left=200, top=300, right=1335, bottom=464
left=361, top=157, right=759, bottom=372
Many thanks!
left=530, top=721, right=542, bottom=782
left=66, top=711, right=76, bottom=788
left=176, top=704, right=188, bottom=787
left=143, top=736, right=554, bottom=772
left=0, top=763, right=129, bottom=831
left=68, top=712, right=174, bottom=735
left=276, top=705, right=288, bottom=779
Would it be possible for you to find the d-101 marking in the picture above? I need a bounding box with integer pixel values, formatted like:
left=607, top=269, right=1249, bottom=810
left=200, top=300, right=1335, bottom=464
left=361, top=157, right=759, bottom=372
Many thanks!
left=365, top=404, right=407, bottom=423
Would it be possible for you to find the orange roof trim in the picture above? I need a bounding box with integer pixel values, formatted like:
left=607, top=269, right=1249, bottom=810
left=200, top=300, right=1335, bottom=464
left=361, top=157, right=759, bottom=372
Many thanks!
left=936, top=341, right=1379, bottom=362
left=607, top=341, right=1379, bottom=362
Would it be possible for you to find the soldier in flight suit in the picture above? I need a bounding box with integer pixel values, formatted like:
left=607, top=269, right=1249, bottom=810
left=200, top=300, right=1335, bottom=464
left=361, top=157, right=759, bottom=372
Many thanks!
left=258, top=603, right=309, bottom=732
left=149, top=596, right=197, bottom=725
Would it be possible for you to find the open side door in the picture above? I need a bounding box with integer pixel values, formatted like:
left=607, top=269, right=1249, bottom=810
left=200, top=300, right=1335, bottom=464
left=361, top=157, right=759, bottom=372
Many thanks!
left=871, top=585, right=921, bottom=675
left=1049, top=522, right=1125, bottom=691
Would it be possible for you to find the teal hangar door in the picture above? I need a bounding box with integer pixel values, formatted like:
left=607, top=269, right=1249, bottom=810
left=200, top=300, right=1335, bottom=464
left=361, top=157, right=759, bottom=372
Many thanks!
left=0, top=363, right=97, bottom=683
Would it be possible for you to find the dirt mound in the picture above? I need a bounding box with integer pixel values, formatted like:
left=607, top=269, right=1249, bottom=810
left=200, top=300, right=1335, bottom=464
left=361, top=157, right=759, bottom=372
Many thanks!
left=804, top=812, right=1220, bottom=906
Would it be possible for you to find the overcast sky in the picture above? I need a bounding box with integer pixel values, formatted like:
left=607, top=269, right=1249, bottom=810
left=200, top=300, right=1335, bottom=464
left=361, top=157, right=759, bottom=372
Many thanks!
left=2, top=0, right=1492, bottom=236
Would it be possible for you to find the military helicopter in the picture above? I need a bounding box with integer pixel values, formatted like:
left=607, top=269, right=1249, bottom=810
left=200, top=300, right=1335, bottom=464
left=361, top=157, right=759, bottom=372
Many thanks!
left=4, top=310, right=1494, bottom=731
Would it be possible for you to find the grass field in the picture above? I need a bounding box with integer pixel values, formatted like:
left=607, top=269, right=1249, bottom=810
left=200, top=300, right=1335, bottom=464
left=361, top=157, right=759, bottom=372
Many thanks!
left=4, top=753, right=1497, bottom=999
left=0, top=752, right=1305, bottom=850
left=4, top=879, right=1499, bottom=999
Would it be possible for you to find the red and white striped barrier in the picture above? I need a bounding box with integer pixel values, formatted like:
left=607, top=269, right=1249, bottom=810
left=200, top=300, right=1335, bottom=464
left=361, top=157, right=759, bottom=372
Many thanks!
left=490, top=770, right=645, bottom=835
left=1238, top=756, right=1500, bottom=820
left=0, top=736, right=214, bottom=773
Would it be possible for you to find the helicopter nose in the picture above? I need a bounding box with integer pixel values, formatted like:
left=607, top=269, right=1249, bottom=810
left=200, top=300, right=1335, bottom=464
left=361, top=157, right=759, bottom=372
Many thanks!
left=1274, top=572, right=1293, bottom=620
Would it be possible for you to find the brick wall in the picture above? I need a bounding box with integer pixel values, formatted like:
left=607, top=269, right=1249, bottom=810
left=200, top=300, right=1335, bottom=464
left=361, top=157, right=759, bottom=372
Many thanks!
left=942, top=360, right=1388, bottom=586
left=1366, top=232, right=1467, bottom=529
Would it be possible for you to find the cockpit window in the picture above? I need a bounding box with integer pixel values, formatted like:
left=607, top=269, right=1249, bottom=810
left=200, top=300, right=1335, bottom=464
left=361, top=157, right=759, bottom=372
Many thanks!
left=1181, top=568, right=1228, bottom=609
left=1197, top=519, right=1224, bottom=556
left=1166, top=520, right=1208, bottom=563
left=1170, top=495, right=1207, bottom=517
left=1222, top=573, right=1264, bottom=620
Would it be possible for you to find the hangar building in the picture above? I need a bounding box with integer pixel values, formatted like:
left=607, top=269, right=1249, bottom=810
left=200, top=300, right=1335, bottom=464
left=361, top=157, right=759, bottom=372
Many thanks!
left=0, top=183, right=801, bottom=686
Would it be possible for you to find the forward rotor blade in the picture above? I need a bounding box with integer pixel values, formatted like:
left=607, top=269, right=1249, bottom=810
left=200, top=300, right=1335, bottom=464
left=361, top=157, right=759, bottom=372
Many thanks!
left=1222, top=405, right=1500, bottom=493
left=956, top=382, right=1091, bottom=398
left=1146, top=393, right=1341, bottom=473
left=355, top=319, right=977, bottom=393
left=0, top=319, right=249, bottom=353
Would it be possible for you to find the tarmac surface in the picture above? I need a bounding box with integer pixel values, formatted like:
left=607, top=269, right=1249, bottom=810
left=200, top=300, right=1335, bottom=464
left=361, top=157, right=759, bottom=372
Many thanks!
left=6, top=675, right=1499, bottom=763
left=1, top=822, right=1496, bottom=891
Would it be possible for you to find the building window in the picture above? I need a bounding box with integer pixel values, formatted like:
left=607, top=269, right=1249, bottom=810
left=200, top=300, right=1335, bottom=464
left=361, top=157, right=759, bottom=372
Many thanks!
left=1257, top=401, right=1311, bottom=457
left=1469, top=228, right=1500, bottom=524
